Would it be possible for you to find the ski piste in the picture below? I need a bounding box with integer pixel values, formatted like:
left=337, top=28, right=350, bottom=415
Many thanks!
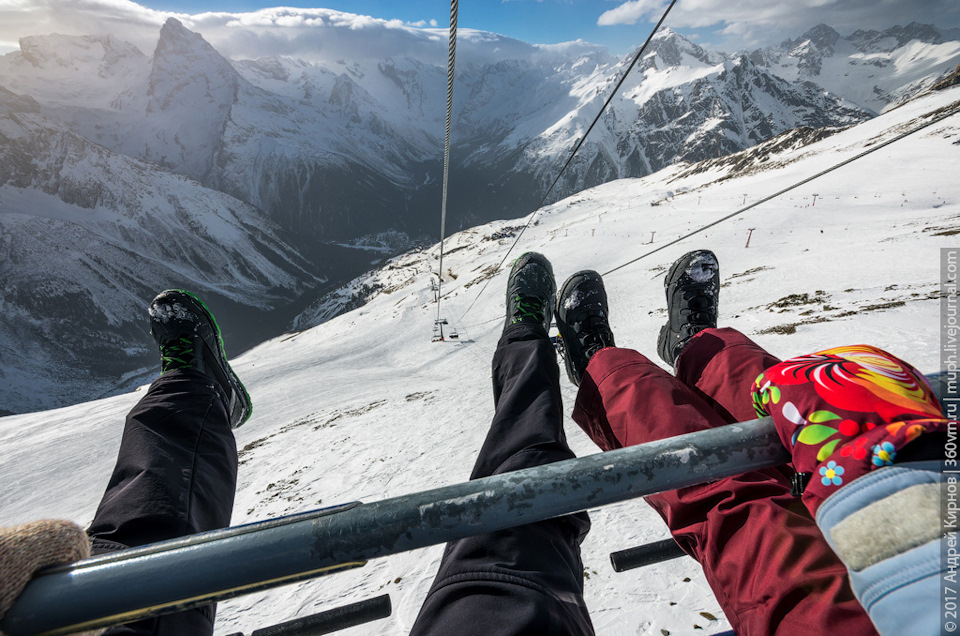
left=1, top=372, right=952, bottom=635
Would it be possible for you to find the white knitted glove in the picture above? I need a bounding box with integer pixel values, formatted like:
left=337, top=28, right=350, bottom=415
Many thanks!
left=0, top=519, right=100, bottom=635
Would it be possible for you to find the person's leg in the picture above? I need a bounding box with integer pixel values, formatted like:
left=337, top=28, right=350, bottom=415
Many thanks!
left=89, top=371, right=236, bottom=550
left=675, top=327, right=780, bottom=423
left=656, top=249, right=780, bottom=424
left=556, top=259, right=874, bottom=635
left=411, top=254, right=593, bottom=636
left=88, top=370, right=237, bottom=635
left=573, top=348, right=876, bottom=636
left=87, top=289, right=248, bottom=636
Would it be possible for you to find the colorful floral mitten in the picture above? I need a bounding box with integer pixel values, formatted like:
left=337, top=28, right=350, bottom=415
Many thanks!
left=752, top=344, right=949, bottom=514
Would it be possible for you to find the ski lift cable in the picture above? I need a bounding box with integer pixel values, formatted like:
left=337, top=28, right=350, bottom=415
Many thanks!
left=601, top=100, right=960, bottom=277
left=455, top=0, right=680, bottom=324
left=435, top=0, right=459, bottom=329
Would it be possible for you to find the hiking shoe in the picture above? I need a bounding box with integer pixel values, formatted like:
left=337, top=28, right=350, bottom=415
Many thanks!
left=555, top=270, right=615, bottom=386
left=505, top=252, right=556, bottom=333
left=657, top=250, right=719, bottom=367
left=149, top=289, right=252, bottom=428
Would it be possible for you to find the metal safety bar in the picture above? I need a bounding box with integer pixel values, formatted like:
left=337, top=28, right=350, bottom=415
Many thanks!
left=610, top=538, right=686, bottom=572
left=2, top=416, right=788, bottom=634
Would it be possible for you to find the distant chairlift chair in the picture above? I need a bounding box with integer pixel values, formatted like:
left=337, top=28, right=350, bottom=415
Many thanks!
left=432, top=319, right=458, bottom=342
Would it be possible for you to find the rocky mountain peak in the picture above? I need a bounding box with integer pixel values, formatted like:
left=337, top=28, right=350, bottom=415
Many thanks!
left=643, top=28, right=717, bottom=70
left=146, top=18, right=241, bottom=179
left=155, top=18, right=219, bottom=59
left=781, top=24, right=842, bottom=78
left=800, top=24, right=841, bottom=50
left=150, top=18, right=239, bottom=92
left=892, top=22, right=943, bottom=45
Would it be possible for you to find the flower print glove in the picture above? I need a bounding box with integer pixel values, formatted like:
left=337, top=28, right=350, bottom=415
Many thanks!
left=751, top=344, right=948, bottom=514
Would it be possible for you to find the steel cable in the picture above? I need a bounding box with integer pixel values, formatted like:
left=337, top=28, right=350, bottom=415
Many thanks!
left=435, top=0, right=459, bottom=329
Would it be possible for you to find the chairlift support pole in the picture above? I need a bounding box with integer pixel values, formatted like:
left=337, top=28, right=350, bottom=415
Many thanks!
left=3, top=373, right=951, bottom=635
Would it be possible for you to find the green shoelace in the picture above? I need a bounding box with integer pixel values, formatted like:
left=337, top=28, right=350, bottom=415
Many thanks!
left=512, top=295, right=546, bottom=325
left=160, top=336, right=195, bottom=372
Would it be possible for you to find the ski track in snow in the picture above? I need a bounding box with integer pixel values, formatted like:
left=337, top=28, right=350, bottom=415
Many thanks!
left=1, top=88, right=958, bottom=635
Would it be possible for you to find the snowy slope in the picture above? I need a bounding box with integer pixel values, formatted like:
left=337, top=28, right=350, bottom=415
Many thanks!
left=1, top=86, right=957, bottom=634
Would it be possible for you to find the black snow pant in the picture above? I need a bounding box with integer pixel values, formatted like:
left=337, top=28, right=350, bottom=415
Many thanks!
left=410, top=322, right=594, bottom=635
left=85, top=324, right=591, bottom=635
left=87, top=369, right=237, bottom=636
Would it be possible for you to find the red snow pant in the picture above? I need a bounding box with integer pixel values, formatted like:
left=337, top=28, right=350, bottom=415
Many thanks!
left=573, top=327, right=878, bottom=636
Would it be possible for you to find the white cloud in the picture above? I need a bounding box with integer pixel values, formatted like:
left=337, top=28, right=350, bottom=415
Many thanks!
left=0, top=2, right=462, bottom=63
left=402, top=17, right=439, bottom=29
left=0, top=1, right=602, bottom=69
left=597, top=0, right=665, bottom=26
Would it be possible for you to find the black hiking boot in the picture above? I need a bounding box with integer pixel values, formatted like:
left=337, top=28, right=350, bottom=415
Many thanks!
left=149, top=289, right=253, bottom=428
left=504, top=252, right=556, bottom=333
left=555, top=270, right=615, bottom=386
left=657, top=250, right=719, bottom=368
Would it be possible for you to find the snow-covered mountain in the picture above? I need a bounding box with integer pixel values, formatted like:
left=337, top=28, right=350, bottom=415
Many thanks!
left=750, top=22, right=960, bottom=114
left=1, top=84, right=957, bottom=635
left=0, top=85, right=325, bottom=413
left=509, top=28, right=873, bottom=195
left=6, top=19, right=956, bottom=246
left=1, top=18, right=958, bottom=414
